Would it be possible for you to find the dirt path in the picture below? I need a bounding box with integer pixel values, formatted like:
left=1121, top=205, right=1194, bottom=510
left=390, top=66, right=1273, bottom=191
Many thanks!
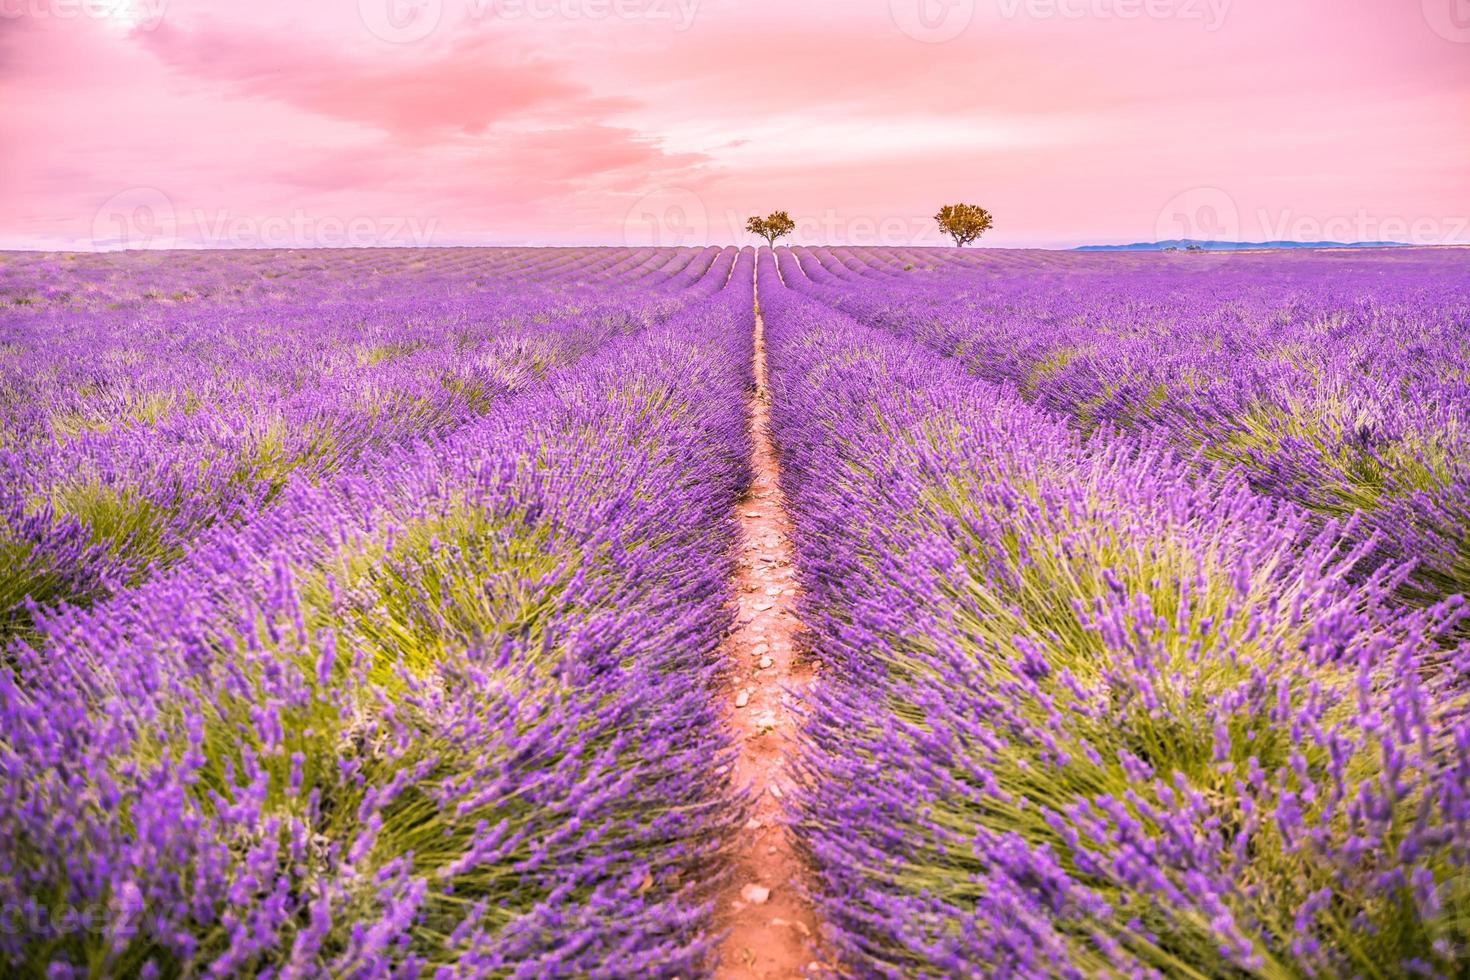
left=712, top=266, right=828, bottom=978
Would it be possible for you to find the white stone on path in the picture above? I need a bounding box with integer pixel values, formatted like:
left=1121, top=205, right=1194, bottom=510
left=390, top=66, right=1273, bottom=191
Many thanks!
left=740, top=884, right=771, bottom=905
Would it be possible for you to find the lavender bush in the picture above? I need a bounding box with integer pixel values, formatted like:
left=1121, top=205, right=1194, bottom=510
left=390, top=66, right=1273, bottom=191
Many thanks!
left=758, top=250, right=1470, bottom=977
left=0, top=248, right=754, bottom=976
left=777, top=245, right=1470, bottom=606
left=0, top=247, right=736, bottom=637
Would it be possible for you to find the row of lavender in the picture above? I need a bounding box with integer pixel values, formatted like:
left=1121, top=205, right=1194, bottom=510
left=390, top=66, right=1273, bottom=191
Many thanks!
left=758, top=250, right=1470, bottom=976
left=0, top=246, right=716, bottom=312
left=0, top=247, right=734, bottom=636
left=779, top=245, right=1470, bottom=605
left=0, top=248, right=752, bottom=974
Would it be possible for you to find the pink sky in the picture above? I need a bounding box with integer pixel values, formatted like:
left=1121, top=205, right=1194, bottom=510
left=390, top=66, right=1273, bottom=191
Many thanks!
left=2, top=0, right=1467, bottom=249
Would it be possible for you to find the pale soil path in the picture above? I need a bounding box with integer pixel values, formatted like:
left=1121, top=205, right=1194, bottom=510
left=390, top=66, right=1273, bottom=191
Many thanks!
left=712, top=266, right=830, bottom=978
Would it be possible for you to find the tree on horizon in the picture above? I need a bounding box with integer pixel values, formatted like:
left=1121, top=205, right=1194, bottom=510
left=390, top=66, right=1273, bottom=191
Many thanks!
left=746, top=212, right=796, bottom=248
left=935, top=203, right=994, bottom=247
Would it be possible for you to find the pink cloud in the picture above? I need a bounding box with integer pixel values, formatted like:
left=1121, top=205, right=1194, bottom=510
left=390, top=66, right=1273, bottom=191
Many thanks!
left=132, top=22, right=616, bottom=138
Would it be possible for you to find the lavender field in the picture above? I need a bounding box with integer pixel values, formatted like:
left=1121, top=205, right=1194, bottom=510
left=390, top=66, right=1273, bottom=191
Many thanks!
left=3, top=244, right=1470, bottom=977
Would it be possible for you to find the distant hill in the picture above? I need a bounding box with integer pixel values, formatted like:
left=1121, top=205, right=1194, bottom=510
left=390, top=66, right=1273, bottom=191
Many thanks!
left=1075, top=239, right=1411, bottom=252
